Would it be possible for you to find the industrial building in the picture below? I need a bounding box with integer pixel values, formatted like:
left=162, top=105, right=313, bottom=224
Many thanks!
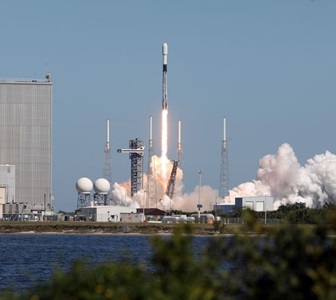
left=214, top=196, right=274, bottom=215
left=75, top=177, right=143, bottom=222
left=0, top=76, right=53, bottom=220
left=78, top=205, right=138, bottom=222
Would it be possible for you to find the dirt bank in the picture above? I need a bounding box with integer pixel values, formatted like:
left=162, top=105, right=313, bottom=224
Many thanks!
left=0, top=221, right=224, bottom=235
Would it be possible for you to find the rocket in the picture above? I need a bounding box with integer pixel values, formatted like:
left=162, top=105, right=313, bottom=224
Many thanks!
left=162, top=42, right=168, bottom=110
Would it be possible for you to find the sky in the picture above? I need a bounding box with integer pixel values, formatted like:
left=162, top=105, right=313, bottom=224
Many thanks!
left=0, top=1, right=336, bottom=212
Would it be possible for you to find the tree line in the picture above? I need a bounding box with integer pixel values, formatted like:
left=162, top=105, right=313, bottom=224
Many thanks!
left=214, top=202, right=336, bottom=224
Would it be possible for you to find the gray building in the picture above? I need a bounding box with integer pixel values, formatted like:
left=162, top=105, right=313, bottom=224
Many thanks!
left=236, top=196, right=274, bottom=211
left=215, top=196, right=274, bottom=215
left=77, top=205, right=138, bottom=222
left=0, top=77, right=53, bottom=218
left=0, top=164, right=15, bottom=217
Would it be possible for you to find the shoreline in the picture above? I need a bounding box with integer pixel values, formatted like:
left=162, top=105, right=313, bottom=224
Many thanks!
left=1, top=221, right=329, bottom=236
left=0, top=221, right=221, bottom=235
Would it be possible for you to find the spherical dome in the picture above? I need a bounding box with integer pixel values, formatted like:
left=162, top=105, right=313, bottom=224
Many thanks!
left=76, top=177, right=93, bottom=194
left=94, top=178, right=110, bottom=194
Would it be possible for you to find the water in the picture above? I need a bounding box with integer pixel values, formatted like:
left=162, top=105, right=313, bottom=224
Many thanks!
left=0, top=233, right=212, bottom=292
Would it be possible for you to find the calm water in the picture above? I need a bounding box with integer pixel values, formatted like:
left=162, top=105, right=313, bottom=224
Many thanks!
left=0, top=233, right=212, bottom=291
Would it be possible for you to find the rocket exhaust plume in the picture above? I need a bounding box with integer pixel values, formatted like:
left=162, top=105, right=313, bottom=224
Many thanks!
left=225, top=143, right=336, bottom=209
left=161, top=42, right=168, bottom=178
left=112, top=43, right=222, bottom=212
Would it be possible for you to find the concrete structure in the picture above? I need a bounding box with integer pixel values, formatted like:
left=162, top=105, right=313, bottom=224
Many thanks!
left=78, top=205, right=137, bottom=222
left=214, top=196, right=274, bottom=215
left=0, top=77, right=53, bottom=218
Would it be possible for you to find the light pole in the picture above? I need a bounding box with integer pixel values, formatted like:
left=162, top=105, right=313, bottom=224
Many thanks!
left=197, top=170, right=203, bottom=223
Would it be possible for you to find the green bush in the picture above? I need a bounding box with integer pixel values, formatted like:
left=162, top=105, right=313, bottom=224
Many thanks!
left=213, top=220, right=226, bottom=233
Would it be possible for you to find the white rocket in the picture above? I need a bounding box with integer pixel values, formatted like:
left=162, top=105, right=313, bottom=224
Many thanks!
left=162, top=42, right=168, bottom=110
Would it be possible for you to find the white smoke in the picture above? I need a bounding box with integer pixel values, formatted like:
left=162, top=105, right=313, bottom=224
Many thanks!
left=111, top=182, right=140, bottom=208
left=111, top=154, right=218, bottom=212
left=225, top=143, right=336, bottom=209
left=111, top=143, right=336, bottom=211
left=176, top=185, right=218, bottom=212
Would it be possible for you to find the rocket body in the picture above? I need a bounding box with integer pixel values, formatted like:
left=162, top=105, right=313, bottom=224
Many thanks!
left=162, top=43, right=168, bottom=110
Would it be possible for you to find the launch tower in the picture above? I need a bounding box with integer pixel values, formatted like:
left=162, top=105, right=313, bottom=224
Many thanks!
left=117, top=139, right=144, bottom=197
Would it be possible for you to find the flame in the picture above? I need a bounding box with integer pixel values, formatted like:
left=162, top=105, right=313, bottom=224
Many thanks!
left=111, top=107, right=217, bottom=212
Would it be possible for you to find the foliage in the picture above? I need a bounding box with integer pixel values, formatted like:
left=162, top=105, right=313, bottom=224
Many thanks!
left=213, top=220, right=226, bottom=233
left=8, top=214, right=336, bottom=300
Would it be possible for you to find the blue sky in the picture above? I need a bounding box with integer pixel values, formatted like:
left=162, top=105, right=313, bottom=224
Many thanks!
left=1, top=1, right=335, bottom=211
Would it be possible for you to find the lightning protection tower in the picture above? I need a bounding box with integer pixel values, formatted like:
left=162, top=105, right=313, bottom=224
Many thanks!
left=219, top=117, right=229, bottom=199
left=177, top=120, right=184, bottom=194
left=147, top=116, right=157, bottom=207
left=104, top=119, right=113, bottom=202
left=177, top=121, right=183, bottom=169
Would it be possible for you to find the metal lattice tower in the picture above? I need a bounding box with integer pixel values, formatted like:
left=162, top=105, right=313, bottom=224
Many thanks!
left=177, top=121, right=183, bottom=168
left=219, top=117, right=230, bottom=199
left=77, top=193, right=91, bottom=208
left=117, top=140, right=145, bottom=197
left=104, top=119, right=113, bottom=202
left=129, top=139, right=144, bottom=196
left=166, top=160, right=179, bottom=200
left=147, top=116, right=157, bottom=207
left=177, top=120, right=184, bottom=194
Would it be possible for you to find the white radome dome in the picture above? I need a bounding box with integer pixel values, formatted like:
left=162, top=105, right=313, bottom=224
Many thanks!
left=94, top=178, right=110, bottom=194
left=76, top=177, right=93, bottom=194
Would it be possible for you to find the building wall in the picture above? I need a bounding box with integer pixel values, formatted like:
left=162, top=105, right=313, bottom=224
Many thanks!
left=236, top=196, right=274, bottom=211
left=0, top=80, right=52, bottom=210
left=80, top=206, right=137, bottom=222
left=0, top=165, right=15, bottom=218
left=0, top=165, right=15, bottom=203
left=215, top=196, right=274, bottom=213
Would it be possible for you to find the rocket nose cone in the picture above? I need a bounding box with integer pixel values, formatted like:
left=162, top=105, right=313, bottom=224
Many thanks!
left=162, top=43, right=168, bottom=55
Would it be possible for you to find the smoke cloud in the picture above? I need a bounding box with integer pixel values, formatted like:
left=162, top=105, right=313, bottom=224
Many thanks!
left=111, top=143, right=336, bottom=211
left=225, top=143, right=336, bottom=209
left=111, top=154, right=218, bottom=212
